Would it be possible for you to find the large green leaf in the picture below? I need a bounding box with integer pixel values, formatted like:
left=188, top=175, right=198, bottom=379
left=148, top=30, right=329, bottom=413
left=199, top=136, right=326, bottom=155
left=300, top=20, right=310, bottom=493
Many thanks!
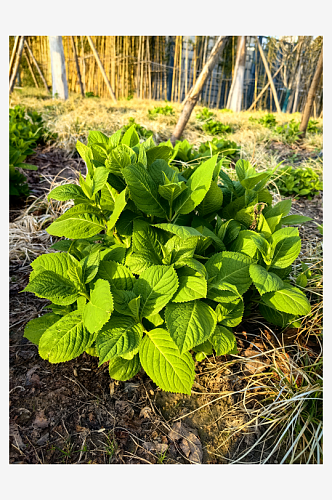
left=281, top=215, right=312, bottom=225
left=210, top=325, right=236, bottom=356
left=83, top=279, right=114, bottom=333
left=215, top=300, right=244, bottom=327
left=108, top=354, right=141, bottom=381
left=98, top=260, right=135, bottom=290
left=229, top=230, right=260, bottom=259
left=197, top=180, right=223, bottom=216
left=133, top=265, right=178, bottom=318
left=207, top=281, right=241, bottom=304
left=96, top=316, right=143, bottom=364
left=171, top=275, right=207, bottom=303
left=30, top=253, right=80, bottom=281
left=48, top=184, right=86, bottom=202
left=107, top=188, right=127, bottom=231
left=126, top=220, right=163, bottom=273
left=261, top=287, right=311, bottom=316
left=271, top=236, right=301, bottom=269
left=259, top=303, right=295, bottom=328
left=139, top=328, right=195, bottom=395
left=165, top=300, right=216, bottom=353
left=121, top=125, right=140, bottom=147
left=153, top=223, right=202, bottom=240
left=173, top=156, right=218, bottom=215
left=146, top=146, right=173, bottom=167
left=249, top=264, right=284, bottom=295
left=38, top=311, right=92, bottom=363
left=123, top=163, right=167, bottom=217
left=264, top=200, right=292, bottom=218
left=24, top=313, right=61, bottom=346
left=47, top=205, right=105, bottom=239
left=206, top=251, right=253, bottom=295
left=23, top=271, right=79, bottom=305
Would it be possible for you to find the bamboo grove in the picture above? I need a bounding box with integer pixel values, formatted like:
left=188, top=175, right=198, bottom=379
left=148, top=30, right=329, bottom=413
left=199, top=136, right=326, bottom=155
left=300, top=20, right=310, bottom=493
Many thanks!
left=9, top=36, right=323, bottom=116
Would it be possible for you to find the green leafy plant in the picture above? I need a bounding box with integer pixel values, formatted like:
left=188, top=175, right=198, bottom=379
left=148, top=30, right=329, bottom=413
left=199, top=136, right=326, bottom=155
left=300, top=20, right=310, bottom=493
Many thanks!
left=85, top=91, right=100, bottom=98
left=9, top=105, right=45, bottom=197
left=23, top=126, right=311, bottom=395
left=220, top=108, right=233, bottom=113
left=201, top=120, right=232, bottom=136
left=148, top=105, right=174, bottom=119
left=275, top=119, right=301, bottom=143
left=159, top=137, right=239, bottom=166
left=306, top=119, right=321, bottom=134
left=196, top=107, right=216, bottom=121
left=249, top=113, right=277, bottom=128
left=122, top=117, right=153, bottom=139
left=273, top=166, right=323, bottom=199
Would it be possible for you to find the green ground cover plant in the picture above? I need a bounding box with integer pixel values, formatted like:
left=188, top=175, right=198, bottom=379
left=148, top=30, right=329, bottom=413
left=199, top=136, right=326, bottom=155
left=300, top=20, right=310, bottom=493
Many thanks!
left=23, top=125, right=312, bottom=395
left=274, top=165, right=323, bottom=199
left=196, top=107, right=216, bottom=121
left=249, top=113, right=277, bottom=128
left=9, top=105, right=54, bottom=197
left=148, top=105, right=174, bottom=119
left=122, top=117, right=153, bottom=139
left=202, top=120, right=232, bottom=136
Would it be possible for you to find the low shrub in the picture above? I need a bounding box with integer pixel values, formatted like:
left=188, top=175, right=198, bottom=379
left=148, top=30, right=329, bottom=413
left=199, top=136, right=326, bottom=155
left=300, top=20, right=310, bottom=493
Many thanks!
left=122, top=117, right=153, bottom=140
left=23, top=126, right=312, bottom=395
left=274, top=165, right=323, bottom=199
left=148, top=105, right=174, bottom=119
left=196, top=107, right=215, bottom=121
left=202, top=120, right=232, bottom=136
left=9, top=105, right=44, bottom=197
left=249, top=113, right=277, bottom=128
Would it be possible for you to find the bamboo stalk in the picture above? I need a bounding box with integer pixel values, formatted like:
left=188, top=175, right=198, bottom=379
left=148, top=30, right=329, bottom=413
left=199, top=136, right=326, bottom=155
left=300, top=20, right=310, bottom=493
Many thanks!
left=9, top=36, right=21, bottom=78
left=147, top=36, right=152, bottom=100
left=9, top=36, right=25, bottom=94
left=24, top=39, right=49, bottom=93
left=171, top=36, right=178, bottom=102
left=86, top=35, right=116, bottom=102
left=255, top=37, right=281, bottom=113
left=23, top=46, right=39, bottom=87
left=70, top=36, right=84, bottom=97
left=177, top=36, right=182, bottom=102
left=184, top=36, right=189, bottom=98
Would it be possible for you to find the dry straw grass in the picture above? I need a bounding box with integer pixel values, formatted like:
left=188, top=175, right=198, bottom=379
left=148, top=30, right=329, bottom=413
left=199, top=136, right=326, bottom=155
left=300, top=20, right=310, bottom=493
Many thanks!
left=10, top=88, right=323, bottom=166
left=9, top=175, right=78, bottom=264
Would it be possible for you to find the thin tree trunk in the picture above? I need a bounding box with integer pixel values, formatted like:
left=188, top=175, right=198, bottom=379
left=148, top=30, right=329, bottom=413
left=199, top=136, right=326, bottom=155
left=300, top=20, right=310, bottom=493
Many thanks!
left=86, top=35, right=116, bottom=102
left=9, top=36, right=25, bottom=94
left=292, top=43, right=305, bottom=113
left=255, top=36, right=281, bottom=113
left=299, top=48, right=323, bottom=138
left=226, top=36, right=246, bottom=111
left=48, top=36, right=68, bottom=100
left=185, top=36, right=189, bottom=98
left=170, top=36, right=229, bottom=145
left=9, top=36, right=21, bottom=78
left=24, top=39, right=50, bottom=93
left=24, top=46, right=39, bottom=87
left=71, top=36, right=84, bottom=97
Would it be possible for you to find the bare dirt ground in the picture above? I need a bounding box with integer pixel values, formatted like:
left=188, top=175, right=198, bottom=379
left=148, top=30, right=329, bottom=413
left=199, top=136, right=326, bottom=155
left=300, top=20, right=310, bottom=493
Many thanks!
left=9, top=146, right=323, bottom=465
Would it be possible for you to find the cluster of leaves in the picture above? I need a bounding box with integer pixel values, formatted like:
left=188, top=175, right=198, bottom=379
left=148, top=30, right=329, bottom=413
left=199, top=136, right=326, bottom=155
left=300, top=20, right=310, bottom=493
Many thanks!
left=122, top=118, right=153, bottom=140
left=220, top=108, right=233, bottom=113
left=202, top=120, right=232, bottom=136
left=196, top=107, right=216, bottom=121
left=273, top=166, right=323, bottom=199
left=9, top=105, right=46, bottom=197
left=148, top=105, right=174, bottom=119
left=23, top=125, right=311, bottom=395
left=85, top=91, right=100, bottom=98
left=275, top=119, right=302, bottom=143
left=196, top=107, right=232, bottom=136
left=158, top=137, right=239, bottom=166
left=249, top=113, right=277, bottom=128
